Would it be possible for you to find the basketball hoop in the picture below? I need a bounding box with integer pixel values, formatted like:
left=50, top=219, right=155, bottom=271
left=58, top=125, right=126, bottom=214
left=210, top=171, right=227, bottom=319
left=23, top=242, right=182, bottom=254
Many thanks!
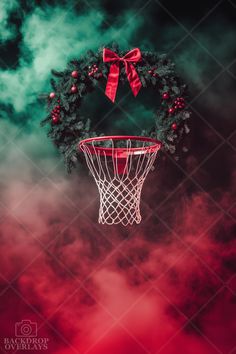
left=79, top=136, right=162, bottom=226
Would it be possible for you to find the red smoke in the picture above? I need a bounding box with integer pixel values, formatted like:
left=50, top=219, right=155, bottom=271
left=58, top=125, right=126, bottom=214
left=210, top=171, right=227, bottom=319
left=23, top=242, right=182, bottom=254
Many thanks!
left=0, top=148, right=235, bottom=354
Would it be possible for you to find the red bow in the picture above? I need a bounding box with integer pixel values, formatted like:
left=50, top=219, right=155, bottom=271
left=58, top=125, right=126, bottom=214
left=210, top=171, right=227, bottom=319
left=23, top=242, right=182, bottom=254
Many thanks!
left=103, top=48, right=142, bottom=103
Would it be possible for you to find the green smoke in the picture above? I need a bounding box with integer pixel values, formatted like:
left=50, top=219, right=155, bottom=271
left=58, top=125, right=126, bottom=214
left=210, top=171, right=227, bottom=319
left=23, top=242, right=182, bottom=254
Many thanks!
left=0, top=0, right=20, bottom=42
left=0, top=0, right=235, bottom=170
left=0, top=4, right=143, bottom=113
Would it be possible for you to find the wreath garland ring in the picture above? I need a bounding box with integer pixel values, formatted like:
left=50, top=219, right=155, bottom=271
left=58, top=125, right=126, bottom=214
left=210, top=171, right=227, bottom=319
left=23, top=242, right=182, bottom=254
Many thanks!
left=41, top=44, right=191, bottom=172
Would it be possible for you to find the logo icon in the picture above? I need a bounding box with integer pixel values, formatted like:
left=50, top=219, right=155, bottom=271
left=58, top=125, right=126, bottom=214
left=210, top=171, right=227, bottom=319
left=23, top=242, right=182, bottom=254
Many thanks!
left=15, top=320, right=37, bottom=338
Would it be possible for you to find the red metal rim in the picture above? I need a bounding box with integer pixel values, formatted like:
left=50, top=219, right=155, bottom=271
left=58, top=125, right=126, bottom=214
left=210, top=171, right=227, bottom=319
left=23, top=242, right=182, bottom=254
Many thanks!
left=79, top=135, right=162, bottom=158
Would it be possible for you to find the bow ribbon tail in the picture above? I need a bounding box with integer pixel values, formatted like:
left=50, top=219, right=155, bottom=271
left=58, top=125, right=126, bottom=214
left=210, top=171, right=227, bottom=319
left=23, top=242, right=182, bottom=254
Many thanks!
left=105, top=63, right=120, bottom=103
left=124, top=61, right=142, bottom=97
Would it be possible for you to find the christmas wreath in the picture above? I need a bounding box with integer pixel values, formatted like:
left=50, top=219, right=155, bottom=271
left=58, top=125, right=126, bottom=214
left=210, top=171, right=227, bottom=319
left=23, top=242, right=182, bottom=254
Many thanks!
left=41, top=43, right=191, bottom=172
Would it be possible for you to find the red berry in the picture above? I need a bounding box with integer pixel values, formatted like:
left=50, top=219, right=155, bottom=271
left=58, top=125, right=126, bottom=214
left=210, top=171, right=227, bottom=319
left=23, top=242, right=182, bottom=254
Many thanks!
left=52, top=116, right=59, bottom=124
left=71, top=70, right=79, bottom=78
left=176, top=97, right=184, bottom=103
left=49, top=92, right=55, bottom=99
left=71, top=85, right=77, bottom=93
left=171, top=123, right=177, bottom=130
left=162, top=92, right=170, bottom=100
left=148, top=70, right=152, bottom=74
left=168, top=107, right=175, bottom=114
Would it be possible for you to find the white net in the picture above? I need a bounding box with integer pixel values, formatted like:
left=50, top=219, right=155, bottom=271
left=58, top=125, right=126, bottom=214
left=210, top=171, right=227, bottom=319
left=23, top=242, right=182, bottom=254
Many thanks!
left=80, top=138, right=159, bottom=226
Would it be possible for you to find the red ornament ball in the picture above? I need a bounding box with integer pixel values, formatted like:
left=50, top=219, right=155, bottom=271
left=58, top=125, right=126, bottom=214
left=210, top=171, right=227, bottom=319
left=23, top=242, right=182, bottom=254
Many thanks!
left=162, top=92, right=170, bottom=100
left=168, top=107, right=175, bottom=114
left=52, top=116, right=59, bottom=124
left=71, top=70, right=79, bottom=78
left=71, top=85, right=77, bottom=93
left=171, top=122, right=177, bottom=130
left=49, top=92, right=55, bottom=99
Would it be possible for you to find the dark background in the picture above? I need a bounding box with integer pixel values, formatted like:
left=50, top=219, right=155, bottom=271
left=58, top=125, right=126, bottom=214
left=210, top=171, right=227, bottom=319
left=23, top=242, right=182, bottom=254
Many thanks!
left=0, top=1, right=235, bottom=353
